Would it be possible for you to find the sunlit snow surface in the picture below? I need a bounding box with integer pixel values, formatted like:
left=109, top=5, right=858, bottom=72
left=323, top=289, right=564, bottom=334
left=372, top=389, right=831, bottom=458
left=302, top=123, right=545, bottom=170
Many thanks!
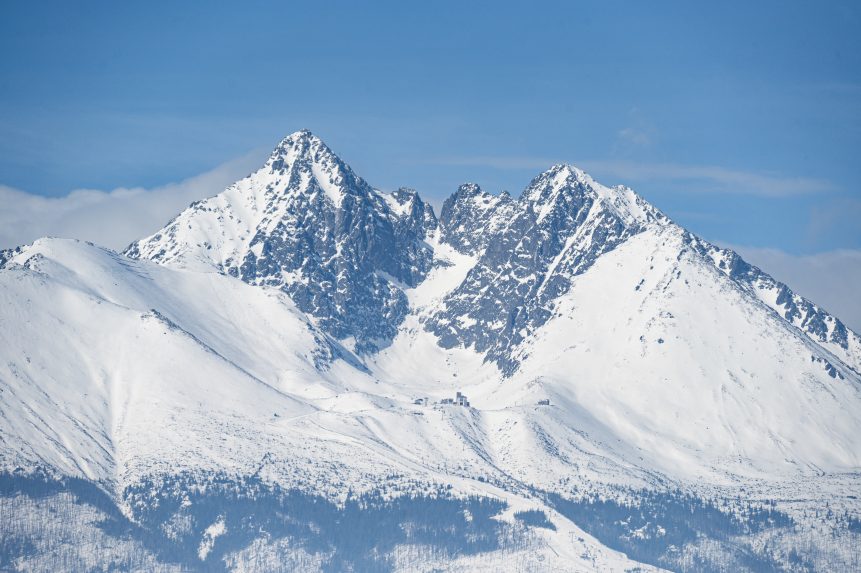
left=2, top=131, right=860, bottom=571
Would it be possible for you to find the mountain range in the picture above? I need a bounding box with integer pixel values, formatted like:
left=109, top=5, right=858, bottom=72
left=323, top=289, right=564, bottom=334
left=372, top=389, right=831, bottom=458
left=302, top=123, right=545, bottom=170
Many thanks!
left=2, top=130, right=859, bottom=572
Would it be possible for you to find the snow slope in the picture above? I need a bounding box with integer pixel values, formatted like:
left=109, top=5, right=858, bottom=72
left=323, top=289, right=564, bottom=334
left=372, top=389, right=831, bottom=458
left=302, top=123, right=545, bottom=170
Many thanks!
left=509, top=224, right=861, bottom=484
left=0, top=238, right=325, bottom=482
left=0, top=238, right=655, bottom=571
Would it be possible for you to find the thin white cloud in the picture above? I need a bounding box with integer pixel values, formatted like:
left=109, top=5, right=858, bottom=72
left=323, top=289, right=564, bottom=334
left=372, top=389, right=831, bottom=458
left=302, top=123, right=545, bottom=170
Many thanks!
left=426, top=156, right=833, bottom=197
left=0, top=150, right=264, bottom=251
left=726, top=244, right=861, bottom=333
left=425, top=156, right=561, bottom=170
left=617, top=127, right=651, bottom=147
left=582, top=160, right=834, bottom=197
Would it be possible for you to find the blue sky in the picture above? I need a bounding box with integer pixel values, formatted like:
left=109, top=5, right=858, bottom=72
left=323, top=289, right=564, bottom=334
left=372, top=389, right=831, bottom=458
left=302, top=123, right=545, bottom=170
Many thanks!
left=1, top=1, right=859, bottom=322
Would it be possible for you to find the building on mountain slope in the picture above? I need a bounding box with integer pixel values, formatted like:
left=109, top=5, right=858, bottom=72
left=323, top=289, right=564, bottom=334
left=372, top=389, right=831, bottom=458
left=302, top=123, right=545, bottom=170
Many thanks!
left=436, top=392, right=471, bottom=407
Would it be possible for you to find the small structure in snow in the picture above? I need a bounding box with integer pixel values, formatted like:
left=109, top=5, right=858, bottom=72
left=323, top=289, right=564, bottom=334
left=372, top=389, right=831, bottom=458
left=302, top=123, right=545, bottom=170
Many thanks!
left=438, top=392, right=470, bottom=407
left=456, top=391, right=470, bottom=407
left=413, top=397, right=428, bottom=406
left=537, top=398, right=550, bottom=406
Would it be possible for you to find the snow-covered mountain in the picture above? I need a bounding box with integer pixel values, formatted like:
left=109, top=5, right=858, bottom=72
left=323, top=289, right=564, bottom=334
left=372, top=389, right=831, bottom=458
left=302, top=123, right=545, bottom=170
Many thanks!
left=2, top=131, right=860, bottom=572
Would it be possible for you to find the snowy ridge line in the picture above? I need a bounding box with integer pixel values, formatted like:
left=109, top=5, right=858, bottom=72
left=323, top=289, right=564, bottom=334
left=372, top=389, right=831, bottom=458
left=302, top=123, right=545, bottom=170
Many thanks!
left=685, top=232, right=861, bottom=375
left=122, top=129, right=861, bottom=377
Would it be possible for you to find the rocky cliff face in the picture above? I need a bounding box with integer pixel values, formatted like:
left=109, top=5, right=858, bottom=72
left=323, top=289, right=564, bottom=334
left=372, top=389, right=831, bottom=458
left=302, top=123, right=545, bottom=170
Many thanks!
left=428, top=165, right=665, bottom=373
left=126, top=130, right=437, bottom=353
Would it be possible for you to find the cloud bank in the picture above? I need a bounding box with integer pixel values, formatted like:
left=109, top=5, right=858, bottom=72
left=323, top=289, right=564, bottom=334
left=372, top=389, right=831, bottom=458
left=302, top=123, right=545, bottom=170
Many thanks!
left=0, top=151, right=263, bottom=251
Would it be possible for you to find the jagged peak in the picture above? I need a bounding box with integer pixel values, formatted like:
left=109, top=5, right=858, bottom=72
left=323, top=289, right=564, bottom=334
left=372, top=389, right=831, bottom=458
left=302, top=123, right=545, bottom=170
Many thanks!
left=277, top=128, right=320, bottom=146
left=390, top=187, right=420, bottom=204
left=440, top=182, right=515, bottom=224
left=453, top=182, right=484, bottom=198
left=267, top=129, right=341, bottom=169
left=382, top=187, right=431, bottom=220
left=520, top=163, right=593, bottom=202
left=516, top=162, right=664, bottom=227
left=544, top=162, right=588, bottom=178
left=443, top=182, right=516, bottom=208
left=252, top=130, right=375, bottom=207
left=380, top=187, right=439, bottom=231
